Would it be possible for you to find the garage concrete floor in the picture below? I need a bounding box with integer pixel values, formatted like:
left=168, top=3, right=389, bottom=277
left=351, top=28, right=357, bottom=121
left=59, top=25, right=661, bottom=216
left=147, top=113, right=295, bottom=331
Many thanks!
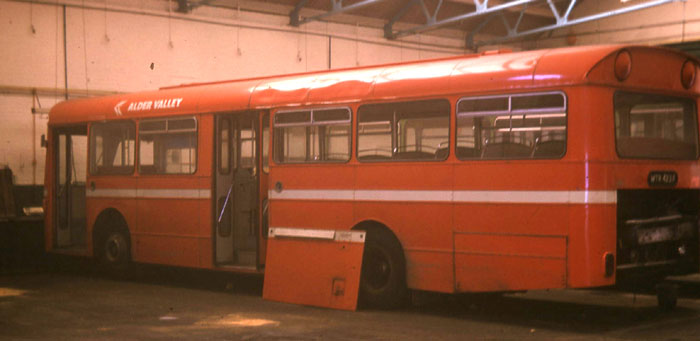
left=2, top=260, right=700, bottom=340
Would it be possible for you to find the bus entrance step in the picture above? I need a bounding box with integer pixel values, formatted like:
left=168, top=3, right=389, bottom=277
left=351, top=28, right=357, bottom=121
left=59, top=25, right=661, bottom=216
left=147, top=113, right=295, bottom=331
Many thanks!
left=233, top=237, right=257, bottom=250
left=235, top=250, right=257, bottom=266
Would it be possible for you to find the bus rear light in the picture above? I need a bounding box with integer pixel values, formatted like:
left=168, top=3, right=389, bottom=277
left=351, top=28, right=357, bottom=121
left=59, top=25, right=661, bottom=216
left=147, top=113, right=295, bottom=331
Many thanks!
left=614, top=50, right=632, bottom=82
left=681, top=59, right=697, bottom=89
left=604, top=252, right=615, bottom=277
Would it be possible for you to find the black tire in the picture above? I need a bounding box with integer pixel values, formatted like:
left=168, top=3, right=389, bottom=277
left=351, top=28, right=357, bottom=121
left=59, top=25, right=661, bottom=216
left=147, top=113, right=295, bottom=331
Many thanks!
left=100, top=229, right=131, bottom=272
left=656, top=283, right=678, bottom=311
left=359, top=228, right=407, bottom=309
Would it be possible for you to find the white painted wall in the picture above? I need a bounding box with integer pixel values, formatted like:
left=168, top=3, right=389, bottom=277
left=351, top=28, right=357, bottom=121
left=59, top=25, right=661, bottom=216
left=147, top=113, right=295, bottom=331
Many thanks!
left=1, top=0, right=699, bottom=185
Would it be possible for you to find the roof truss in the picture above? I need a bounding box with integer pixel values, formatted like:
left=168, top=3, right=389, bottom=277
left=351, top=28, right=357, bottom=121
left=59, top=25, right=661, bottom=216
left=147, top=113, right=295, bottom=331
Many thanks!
left=287, top=0, right=683, bottom=48
left=290, top=0, right=384, bottom=26
left=467, top=0, right=682, bottom=48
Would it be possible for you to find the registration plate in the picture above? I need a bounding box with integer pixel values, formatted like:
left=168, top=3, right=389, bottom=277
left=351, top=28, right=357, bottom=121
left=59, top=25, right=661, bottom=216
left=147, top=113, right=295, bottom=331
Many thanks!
left=637, top=225, right=675, bottom=245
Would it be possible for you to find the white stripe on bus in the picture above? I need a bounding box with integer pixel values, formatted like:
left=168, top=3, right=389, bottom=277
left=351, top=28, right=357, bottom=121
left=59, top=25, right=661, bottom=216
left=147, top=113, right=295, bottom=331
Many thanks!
left=86, top=188, right=211, bottom=199
left=269, top=189, right=617, bottom=204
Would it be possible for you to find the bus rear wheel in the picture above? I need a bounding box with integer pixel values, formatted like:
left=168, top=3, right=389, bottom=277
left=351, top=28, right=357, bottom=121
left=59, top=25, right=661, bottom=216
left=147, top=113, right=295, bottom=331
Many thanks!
left=656, top=282, right=678, bottom=311
left=359, top=228, right=407, bottom=309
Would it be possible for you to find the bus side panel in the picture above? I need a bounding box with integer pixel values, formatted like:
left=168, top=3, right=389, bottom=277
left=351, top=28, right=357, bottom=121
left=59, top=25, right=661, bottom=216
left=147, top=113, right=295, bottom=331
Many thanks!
left=454, top=233, right=567, bottom=291
left=354, top=163, right=454, bottom=293
left=567, top=204, right=617, bottom=288
left=132, top=196, right=204, bottom=268
left=453, top=203, right=571, bottom=235
left=268, top=164, right=356, bottom=230
left=453, top=203, right=569, bottom=291
left=563, top=86, right=617, bottom=288
left=272, top=200, right=353, bottom=230
left=271, top=164, right=356, bottom=190
left=354, top=201, right=454, bottom=293
left=452, top=162, right=580, bottom=191
left=198, top=177, right=213, bottom=268
left=452, top=162, right=574, bottom=292
left=132, top=114, right=213, bottom=269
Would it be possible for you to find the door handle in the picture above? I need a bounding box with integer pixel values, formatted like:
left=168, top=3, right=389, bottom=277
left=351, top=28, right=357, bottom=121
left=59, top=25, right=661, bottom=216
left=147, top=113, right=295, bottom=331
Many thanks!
left=218, top=184, right=233, bottom=223
left=90, top=181, right=96, bottom=191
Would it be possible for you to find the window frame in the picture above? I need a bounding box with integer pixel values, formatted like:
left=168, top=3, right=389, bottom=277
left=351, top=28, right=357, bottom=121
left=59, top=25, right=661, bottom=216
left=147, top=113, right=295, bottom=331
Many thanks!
left=356, top=98, right=451, bottom=163
left=89, top=120, right=136, bottom=176
left=273, top=106, right=353, bottom=164
left=137, top=116, right=199, bottom=175
left=455, top=91, right=568, bottom=161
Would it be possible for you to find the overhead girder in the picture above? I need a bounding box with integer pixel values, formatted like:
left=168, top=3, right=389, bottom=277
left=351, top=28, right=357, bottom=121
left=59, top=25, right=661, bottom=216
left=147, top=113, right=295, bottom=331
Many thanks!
left=384, top=0, right=538, bottom=39
left=284, top=0, right=683, bottom=48
left=290, top=0, right=385, bottom=26
left=176, top=0, right=190, bottom=13
left=387, top=0, right=683, bottom=42
left=175, top=0, right=212, bottom=13
left=468, top=0, right=684, bottom=49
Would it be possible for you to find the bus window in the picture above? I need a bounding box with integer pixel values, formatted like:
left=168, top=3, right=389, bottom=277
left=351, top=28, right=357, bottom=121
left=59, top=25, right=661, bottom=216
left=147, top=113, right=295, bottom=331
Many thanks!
left=139, top=117, right=198, bottom=174
left=273, top=108, right=351, bottom=163
left=456, top=92, right=566, bottom=160
left=614, top=92, right=698, bottom=160
left=219, top=118, right=231, bottom=174
left=357, top=99, right=450, bottom=161
left=90, top=121, right=135, bottom=175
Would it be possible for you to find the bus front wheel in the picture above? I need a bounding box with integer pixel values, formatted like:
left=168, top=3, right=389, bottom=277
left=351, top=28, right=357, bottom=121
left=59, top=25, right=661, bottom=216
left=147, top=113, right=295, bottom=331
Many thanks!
left=359, top=228, right=407, bottom=309
left=100, top=230, right=131, bottom=271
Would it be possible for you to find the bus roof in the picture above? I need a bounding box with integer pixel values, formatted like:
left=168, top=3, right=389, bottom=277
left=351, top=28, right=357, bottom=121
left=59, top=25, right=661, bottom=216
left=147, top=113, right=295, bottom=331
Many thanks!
left=48, top=44, right=697, bottom=124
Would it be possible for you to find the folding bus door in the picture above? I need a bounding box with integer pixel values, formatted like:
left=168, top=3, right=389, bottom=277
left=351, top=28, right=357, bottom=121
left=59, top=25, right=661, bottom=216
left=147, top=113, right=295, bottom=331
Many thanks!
left=215, top=113, right=259, bottom=267
left=53, top=125, right=88, bottom=249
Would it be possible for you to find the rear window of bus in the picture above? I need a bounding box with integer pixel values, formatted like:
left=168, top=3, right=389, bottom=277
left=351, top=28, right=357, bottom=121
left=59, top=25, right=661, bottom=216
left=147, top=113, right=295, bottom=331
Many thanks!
left=614, top=92, right=698, bottom=160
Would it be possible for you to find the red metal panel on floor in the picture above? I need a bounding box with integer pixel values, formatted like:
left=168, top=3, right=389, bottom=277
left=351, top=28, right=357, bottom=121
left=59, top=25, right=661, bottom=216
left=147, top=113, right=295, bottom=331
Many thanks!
left=263, top=228, right=365, bottom=311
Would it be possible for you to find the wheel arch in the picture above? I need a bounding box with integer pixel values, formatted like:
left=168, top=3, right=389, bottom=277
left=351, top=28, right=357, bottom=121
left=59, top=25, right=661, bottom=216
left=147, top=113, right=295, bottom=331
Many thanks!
left=92, top=208, right=131, bottom=257
left=352, top=219, right=409, bottom=308
left=351, top=219, right=405, bottom=257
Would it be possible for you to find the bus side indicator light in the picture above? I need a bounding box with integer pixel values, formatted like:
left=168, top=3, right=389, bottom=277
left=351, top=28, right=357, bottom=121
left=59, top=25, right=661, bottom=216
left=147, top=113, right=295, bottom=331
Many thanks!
left=681, top=59, right=697, bottom=89
left=614, top=50, right=632, bottom=82
left=604, top=253, right=615, bottom=277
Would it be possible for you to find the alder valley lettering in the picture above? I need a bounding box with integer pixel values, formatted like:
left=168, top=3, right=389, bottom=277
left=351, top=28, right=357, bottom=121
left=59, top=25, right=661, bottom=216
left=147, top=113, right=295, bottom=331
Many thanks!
left=127, top=98, right=183, bottom=112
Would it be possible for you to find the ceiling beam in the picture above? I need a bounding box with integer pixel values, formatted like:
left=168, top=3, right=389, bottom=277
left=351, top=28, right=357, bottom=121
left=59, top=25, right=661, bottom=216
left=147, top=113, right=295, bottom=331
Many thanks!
left=290, top=0, right=385, bottom=26
left=175, top=0, right=213, bottom=13
left=451, top=0, right=555, bottom=17
left=472, top=0, right=683, bottom=48
left=176, top=0, right=190, bottom=13
left=384, top=0, right=537, bottom=39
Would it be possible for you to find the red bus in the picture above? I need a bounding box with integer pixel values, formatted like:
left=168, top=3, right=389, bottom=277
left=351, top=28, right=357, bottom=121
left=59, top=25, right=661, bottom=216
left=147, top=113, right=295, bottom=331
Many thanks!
left=45, top=44, right=699, bottom=309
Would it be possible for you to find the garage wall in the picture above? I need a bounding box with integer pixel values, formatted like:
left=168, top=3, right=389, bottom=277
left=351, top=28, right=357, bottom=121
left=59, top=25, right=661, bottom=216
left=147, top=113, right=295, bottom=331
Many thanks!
left=1, top=0, right=700, bottom=185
